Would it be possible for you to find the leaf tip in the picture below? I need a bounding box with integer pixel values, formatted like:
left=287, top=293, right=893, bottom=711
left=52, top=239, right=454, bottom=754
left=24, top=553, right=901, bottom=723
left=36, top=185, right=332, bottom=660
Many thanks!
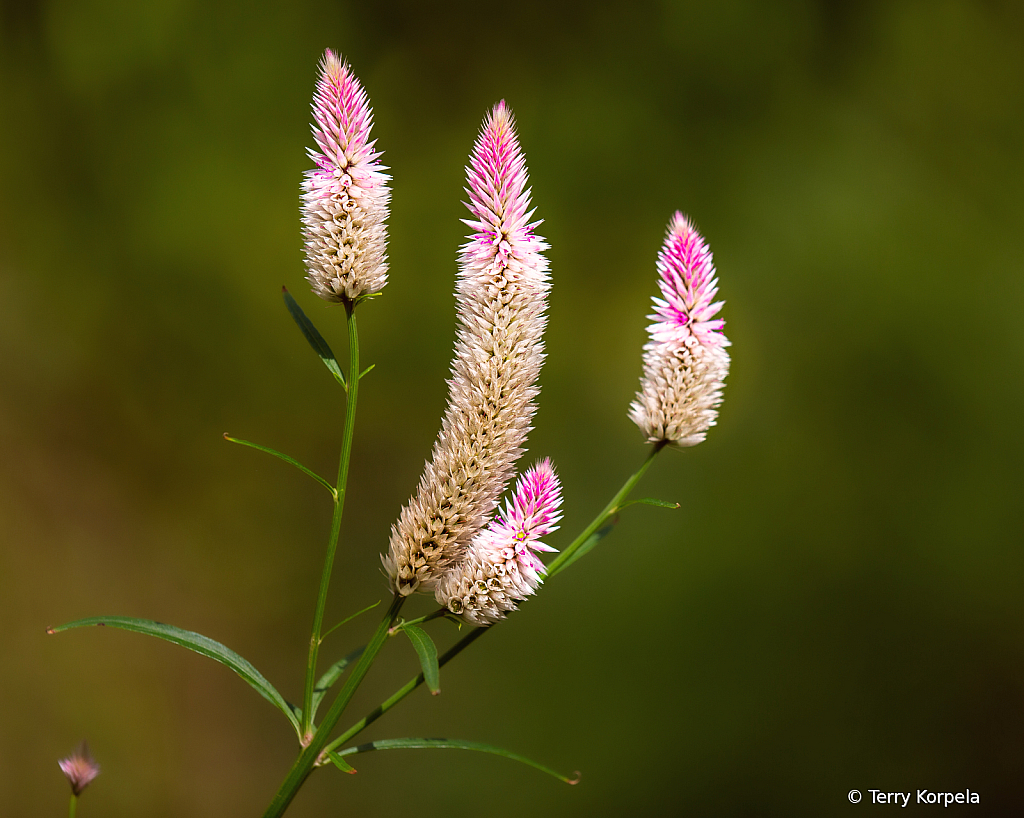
left=281, top=285, right=289, bottom=294
left=430, top=688, right=441, bottom=696
left=45, top=626, right=56, bottom=635
left=567, top=771, right=581, bottom=785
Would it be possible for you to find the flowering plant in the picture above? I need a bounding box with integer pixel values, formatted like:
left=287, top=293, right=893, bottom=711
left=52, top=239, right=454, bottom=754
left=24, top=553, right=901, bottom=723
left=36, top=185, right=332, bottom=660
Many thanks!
left=49, top=50, right=730, bottom=816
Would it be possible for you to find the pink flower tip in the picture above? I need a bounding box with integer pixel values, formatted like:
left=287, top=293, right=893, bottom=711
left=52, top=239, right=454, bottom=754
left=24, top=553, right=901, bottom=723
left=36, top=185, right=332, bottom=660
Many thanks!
left=310, top=49, right=377, bottom=172
left=494, top=457, right=563, bottom=567
left=59, top=741, right=100, bottom=797
left=462, top=101, right=546, bottom=270
left=649, top=212, right=727, bottom=347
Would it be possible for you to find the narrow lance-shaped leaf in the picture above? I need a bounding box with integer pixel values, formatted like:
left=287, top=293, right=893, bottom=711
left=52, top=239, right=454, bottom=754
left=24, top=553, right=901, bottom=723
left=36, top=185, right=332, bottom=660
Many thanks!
left=282, top=287, right=346, bottom=388
left=47, top=617, right=301, bottom=737
left=320, top=600, right=381, bottom=643
left=336, top=738, right=579, bottom=785
left=223, top=434, right=335, bottom=496
left=618, top=497, right=680, bottom=511
left=402, top=625, right=440, bottom=694
left=325, top=751, right=357, bottom=774
left=311, top=646, right=365, bottom=723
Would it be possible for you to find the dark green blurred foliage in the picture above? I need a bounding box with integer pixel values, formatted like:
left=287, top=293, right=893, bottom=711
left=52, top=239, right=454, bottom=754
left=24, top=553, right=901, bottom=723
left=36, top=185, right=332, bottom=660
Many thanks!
left=3, top=1, right=1023, bottom=815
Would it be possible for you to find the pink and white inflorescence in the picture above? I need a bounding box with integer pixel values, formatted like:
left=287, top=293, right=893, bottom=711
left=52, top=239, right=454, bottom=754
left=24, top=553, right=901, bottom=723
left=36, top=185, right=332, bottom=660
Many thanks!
left=629, top=213, right=730, bottom=447
left=436, top=458, right=562, bottom=626
left=302, top=50, right=390, bottom=303
left=59, top=742, right=100, bottom=797
left=384, top=102, right=551, bottom=596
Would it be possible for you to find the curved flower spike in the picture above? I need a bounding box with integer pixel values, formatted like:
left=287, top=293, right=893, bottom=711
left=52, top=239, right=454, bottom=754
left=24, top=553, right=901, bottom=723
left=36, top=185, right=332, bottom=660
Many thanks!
left=302, top=49, right=390, bottom=304
left=629, top=213, right=730, bottom=446
left=436, top=458, right=562, bottom=626
left=384, top=102, right=551, bottom=596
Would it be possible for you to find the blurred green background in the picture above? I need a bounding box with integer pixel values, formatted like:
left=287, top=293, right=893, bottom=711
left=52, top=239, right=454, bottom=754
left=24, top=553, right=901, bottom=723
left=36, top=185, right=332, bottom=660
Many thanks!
left=3, top=1, right=1023, bottom=815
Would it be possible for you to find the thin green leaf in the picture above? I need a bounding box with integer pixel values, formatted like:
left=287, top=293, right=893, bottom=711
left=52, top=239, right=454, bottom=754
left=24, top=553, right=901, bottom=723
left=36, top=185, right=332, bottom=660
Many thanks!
left=282, top=287, right=346, bottom=388
left=325, top=751, right=357, bottom=774
left=311, top=645, right=365, bottom=722
left=402, top=626, right=440, bottom=695
left=547, top=520, right=617, bottom=578
left=337, top=738, right=579, bottom=785
left=223, top=434, right=335, bottom=497
left=320, top=600, right=381, bottom=643
left=358, top=364, right=376, bottom=379
left=618, top=497, right=680, bottom=510
left=351, top=291, right=382, bottom=308
left=47, top=616, right=301, bottom=736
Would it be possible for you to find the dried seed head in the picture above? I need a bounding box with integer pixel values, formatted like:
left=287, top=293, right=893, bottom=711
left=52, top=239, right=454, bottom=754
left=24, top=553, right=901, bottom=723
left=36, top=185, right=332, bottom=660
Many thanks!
left=629, top=213, right=730, bottom=446
left=384, top=102, right=550, bottom=596
left=302, top=50, right=390, bottom=303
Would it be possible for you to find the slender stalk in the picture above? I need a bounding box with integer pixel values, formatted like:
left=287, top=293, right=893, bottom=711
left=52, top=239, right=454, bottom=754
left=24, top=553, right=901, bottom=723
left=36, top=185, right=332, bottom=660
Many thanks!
left=323, top=444, right=666, bottom=756
left=546, top=441, right=665, bottom=577
left=301, top=304, right=361, bottom=741
left=389, top=607, right=448, bottom=634
left=268, top=446, right=664, bottom=813
left=69, top=795, right=77, bottom=818
left=264, top=596, right=404, bottom=818
left=324, top=626, right=488, bottom=756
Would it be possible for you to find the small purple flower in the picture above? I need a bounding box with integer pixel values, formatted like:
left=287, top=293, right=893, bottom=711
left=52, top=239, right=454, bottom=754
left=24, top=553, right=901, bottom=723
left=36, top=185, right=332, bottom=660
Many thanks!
left=630, top=213, right=730, bottom=447
left=302, top=50, right=390, bottom=303
left=436, top=459, right=563, bottom=626
left=59, top=741, right=100, bottom=797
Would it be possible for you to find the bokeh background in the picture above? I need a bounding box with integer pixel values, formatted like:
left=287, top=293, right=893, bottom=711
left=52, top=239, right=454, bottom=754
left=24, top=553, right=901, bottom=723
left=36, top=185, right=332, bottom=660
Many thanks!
left=3, top=1, right=1023, bottom=815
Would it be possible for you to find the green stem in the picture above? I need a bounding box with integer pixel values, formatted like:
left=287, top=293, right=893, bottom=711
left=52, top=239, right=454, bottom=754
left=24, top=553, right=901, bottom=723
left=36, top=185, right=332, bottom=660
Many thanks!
left=300, top=304, right=361, bottom=741
left=263, top=596, right=404, bottom=818
left=320, top=445, right=666, bottom=757
left=69, top=795, right=77, bottom=818
left=324, top=626, right=488, bottom=755
left=546, top=441, right=665, bottom=577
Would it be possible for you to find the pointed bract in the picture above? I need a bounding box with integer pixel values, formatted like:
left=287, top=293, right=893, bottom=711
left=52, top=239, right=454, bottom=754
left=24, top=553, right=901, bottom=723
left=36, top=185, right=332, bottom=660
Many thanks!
left=629, top=213, right=730, bottom=446
left=436, top=459, right=563, bottom=626
left=384, top=102, right=551, bottom=596
left=302, top=50, right=390, bottom=303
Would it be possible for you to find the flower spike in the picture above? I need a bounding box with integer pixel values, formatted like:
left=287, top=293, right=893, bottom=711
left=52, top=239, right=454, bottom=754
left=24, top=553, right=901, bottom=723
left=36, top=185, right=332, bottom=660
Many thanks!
left=384, top=102, right=551, bottom=596
left=436, top=458, right=563, bottom=626
left=629, top=213, right=730, bottom=446
left=302, top=49, right=390, bottom=304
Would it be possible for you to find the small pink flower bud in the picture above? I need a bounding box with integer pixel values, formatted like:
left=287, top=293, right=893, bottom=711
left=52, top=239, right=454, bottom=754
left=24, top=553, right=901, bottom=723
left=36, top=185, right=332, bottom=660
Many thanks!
left=59, top=741, right=100, bottom=797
